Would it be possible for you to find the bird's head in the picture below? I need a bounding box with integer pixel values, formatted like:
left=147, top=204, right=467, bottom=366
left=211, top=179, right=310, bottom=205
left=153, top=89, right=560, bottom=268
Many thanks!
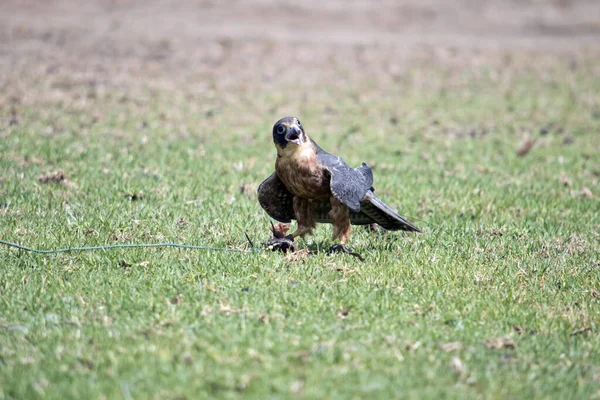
left=272, top=116, right=307, bottom=149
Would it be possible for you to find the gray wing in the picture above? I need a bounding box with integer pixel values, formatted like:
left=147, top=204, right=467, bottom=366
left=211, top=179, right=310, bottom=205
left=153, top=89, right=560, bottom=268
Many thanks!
left=357, top=191, right=420, bottom=232
left=314, top=190, right=420, bottom=232
left=257, top=173, right=294, bottom=223
left=316, top=146, right=373, bottom=213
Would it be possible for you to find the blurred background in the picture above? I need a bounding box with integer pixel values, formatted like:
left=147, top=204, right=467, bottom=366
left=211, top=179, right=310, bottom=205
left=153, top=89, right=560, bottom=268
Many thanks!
left=1, top=0, right=599, bottom=164
left=2, top=0, right=598, bottom=101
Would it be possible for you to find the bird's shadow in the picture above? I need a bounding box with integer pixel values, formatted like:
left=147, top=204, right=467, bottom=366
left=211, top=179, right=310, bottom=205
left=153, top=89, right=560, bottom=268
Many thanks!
left=300, top=229, right=416, bottom=258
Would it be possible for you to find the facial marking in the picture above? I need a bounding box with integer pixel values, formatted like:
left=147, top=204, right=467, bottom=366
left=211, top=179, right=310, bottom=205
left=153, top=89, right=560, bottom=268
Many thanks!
left=272, top=116, right=307, bottom=150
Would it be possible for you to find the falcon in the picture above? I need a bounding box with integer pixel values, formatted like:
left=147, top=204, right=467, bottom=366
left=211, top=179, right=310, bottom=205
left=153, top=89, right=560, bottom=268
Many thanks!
left=258, top=116, right=420, bottom=257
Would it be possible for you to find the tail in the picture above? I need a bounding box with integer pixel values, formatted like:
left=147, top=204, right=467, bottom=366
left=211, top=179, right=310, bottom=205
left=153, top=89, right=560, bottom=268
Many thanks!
left=360, top=191, right=421, bottom=232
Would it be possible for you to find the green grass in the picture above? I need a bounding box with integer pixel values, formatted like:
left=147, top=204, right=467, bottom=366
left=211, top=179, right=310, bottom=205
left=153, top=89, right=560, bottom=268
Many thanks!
left=1, top=58, right=599, bottom=399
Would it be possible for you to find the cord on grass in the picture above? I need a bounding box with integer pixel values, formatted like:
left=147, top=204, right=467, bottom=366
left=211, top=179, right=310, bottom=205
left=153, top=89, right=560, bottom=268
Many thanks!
left=0, top=236, right=261, bottom=255
left=1, top=218, right=430, bottom=257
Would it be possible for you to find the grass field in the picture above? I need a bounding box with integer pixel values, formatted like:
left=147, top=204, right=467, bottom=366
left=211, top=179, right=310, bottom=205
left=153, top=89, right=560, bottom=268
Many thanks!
left=2, top=1, right=600, bottom=399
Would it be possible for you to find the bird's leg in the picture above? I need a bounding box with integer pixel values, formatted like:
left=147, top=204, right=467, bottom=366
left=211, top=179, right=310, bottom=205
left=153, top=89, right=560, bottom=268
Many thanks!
left=288, top=223, right=314, bottom=240
left=329, top=197, right=351, bottom=245
left=328, top=197, right=364, bottom=261
left=286, top=197, right=316, bottom=239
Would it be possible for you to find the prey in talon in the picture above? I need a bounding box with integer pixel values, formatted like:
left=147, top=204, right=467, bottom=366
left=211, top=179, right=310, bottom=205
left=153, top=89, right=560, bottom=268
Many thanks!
left=265, top=222, right=295, bottom=253
left=258, top=116, right=420, bottom=260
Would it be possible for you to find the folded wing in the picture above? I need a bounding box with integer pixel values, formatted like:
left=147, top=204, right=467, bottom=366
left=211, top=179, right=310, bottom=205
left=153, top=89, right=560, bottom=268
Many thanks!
left=315, top=146, right=373, bottom=213
left=357, top=191, right=420, bottom=232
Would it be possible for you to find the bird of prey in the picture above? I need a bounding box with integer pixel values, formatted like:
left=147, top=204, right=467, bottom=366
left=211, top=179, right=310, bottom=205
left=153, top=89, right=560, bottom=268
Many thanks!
left=258, top=116, right=420, bottom=257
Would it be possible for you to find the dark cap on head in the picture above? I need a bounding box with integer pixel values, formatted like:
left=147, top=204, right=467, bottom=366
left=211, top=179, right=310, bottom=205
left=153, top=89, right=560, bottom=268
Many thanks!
left=272, top=116, right=305, bottom=147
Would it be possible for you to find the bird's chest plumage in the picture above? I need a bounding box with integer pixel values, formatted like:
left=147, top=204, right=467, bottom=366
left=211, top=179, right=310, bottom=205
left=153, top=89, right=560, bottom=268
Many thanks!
left=275, top=144, right=330, bottom=200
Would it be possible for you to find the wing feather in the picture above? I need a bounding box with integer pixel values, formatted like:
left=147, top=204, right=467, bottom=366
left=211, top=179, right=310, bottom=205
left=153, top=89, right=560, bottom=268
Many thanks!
left=257, top=173, right=294, bottom=223
left=359, top=191, right=420, bottom=232
left=315, top=145, right=373, bottom=213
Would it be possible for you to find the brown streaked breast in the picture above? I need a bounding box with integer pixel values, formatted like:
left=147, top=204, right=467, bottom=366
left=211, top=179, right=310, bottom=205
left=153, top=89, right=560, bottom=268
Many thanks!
left=276, top=144, right=331, bottom=200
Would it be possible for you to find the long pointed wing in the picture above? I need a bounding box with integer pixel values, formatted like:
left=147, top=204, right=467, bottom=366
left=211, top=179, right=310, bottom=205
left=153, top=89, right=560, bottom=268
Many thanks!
left=358, top=191, right=420, bottom=232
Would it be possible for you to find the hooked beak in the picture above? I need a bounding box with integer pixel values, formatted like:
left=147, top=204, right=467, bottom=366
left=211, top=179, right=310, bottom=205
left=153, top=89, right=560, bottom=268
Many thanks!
left=285, top=124, right=303, bottom=145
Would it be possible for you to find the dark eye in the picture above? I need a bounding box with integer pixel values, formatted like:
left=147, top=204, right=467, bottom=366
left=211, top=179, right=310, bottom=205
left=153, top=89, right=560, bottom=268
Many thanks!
left=276, top=125, right=286, bottom=134
left=296, top=120, right=301, bottom=126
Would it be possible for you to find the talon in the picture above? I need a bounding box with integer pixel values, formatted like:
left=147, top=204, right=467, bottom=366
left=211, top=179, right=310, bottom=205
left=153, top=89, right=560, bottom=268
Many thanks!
left=270, top=222, right=291, bottom=239
left=265, top=234, right=295, bottom=253
left=328, top=244, right=365, bottom=261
